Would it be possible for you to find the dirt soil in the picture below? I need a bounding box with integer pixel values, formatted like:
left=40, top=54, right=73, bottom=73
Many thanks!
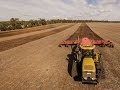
left=0, top=23, right=63, bottom=38
left=0, top=23, right=120, bottom=90
left=0, top=24, right=74, bottom=52
left=0, top=24, right=69, bottom=42
left=88, top=23, right=120, bottom=90
left=67, top=23, right=103, bottom=40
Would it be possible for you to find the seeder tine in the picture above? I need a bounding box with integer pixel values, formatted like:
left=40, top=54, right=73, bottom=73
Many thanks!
left=99, top=44, right=105, bottom=47
left=58, top=44, right=62, bottom=47
left=108, top=44, right=114, bottom=48
left=111, top=44, right=114, bottom=48
left=65, top=45, right=69, bottom=47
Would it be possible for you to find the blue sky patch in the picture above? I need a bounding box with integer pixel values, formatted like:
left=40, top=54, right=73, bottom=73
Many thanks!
left=86, top=0, right=98, bottom=5
left=117, top=0, right=120, bottom=4
left=62, top=0, right=73, bottom=4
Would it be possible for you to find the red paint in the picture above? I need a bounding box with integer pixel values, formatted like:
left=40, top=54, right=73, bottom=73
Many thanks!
left=60, top=37, right=113, bottom=47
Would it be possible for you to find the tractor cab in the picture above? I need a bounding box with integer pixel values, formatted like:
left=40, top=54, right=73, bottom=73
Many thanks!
left=81, top=49, right=94, bottom=57
left=80, top=38, right=95, bottom=58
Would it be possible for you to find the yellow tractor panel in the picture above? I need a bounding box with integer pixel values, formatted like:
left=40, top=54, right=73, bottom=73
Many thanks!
left=94, top=52, right=99, bottom=63
left=82, top=58, right=96, bottom=72
left=80, top=45, right=95, bottom=50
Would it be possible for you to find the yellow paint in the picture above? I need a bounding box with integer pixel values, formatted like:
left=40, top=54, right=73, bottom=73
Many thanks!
left=80, top=45, right=95, bottom=50
left=82, top=58, right=96, bottom=72
left=94, top=52, right=99, bottom=63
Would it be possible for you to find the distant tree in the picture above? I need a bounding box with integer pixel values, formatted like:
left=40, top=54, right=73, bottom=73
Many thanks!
left=0, top=23, right=7, bottom=31
left=39, top=19, right=47, bottom=25
left=28, top=20, right=35, bottom=27
left=34, top=20, right=39, bottom=26
left=7, top=25, right=14, bottom=30
left=10, top=18, right=20, bottom=29
left=15, top=24, right=22, bottom=29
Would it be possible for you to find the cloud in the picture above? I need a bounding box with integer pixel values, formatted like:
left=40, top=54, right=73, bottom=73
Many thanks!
left=0, top=0, right=120, bottom=20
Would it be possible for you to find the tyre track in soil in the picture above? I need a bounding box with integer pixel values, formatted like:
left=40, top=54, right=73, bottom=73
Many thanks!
left=0, top=24, right=74, bottom=52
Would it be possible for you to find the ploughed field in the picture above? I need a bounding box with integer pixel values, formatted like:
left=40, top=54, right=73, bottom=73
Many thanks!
left=0, top=23, right=120, bottom=90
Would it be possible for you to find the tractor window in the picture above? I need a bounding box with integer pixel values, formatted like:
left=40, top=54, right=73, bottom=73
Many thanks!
left=82, top=50, right=93, bottom=57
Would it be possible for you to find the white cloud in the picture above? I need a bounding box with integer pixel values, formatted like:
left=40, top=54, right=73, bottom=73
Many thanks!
left=0, top=0, right=120, bottom=20
left=101, top=0, right=117, bottom=5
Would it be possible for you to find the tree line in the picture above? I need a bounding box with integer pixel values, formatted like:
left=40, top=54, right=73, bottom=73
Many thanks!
left=0, top=18, right=48, bottom=31
left=0, top=18, right=120, bottom=31
left=0, top=18, right=82, bottom=31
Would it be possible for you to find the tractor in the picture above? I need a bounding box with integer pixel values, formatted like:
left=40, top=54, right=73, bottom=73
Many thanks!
left=59, top=37, right=114, bottom=84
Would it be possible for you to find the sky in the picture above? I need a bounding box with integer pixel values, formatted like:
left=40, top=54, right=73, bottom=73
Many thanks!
left=0, top=0, right=120, bottom=21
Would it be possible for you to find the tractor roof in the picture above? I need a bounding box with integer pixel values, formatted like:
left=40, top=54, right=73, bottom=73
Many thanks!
left=80, top=38, right=95, bottom=50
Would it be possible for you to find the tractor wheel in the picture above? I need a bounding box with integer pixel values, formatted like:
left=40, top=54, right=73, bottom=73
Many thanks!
left=71, top=60, right=77, bottom=78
